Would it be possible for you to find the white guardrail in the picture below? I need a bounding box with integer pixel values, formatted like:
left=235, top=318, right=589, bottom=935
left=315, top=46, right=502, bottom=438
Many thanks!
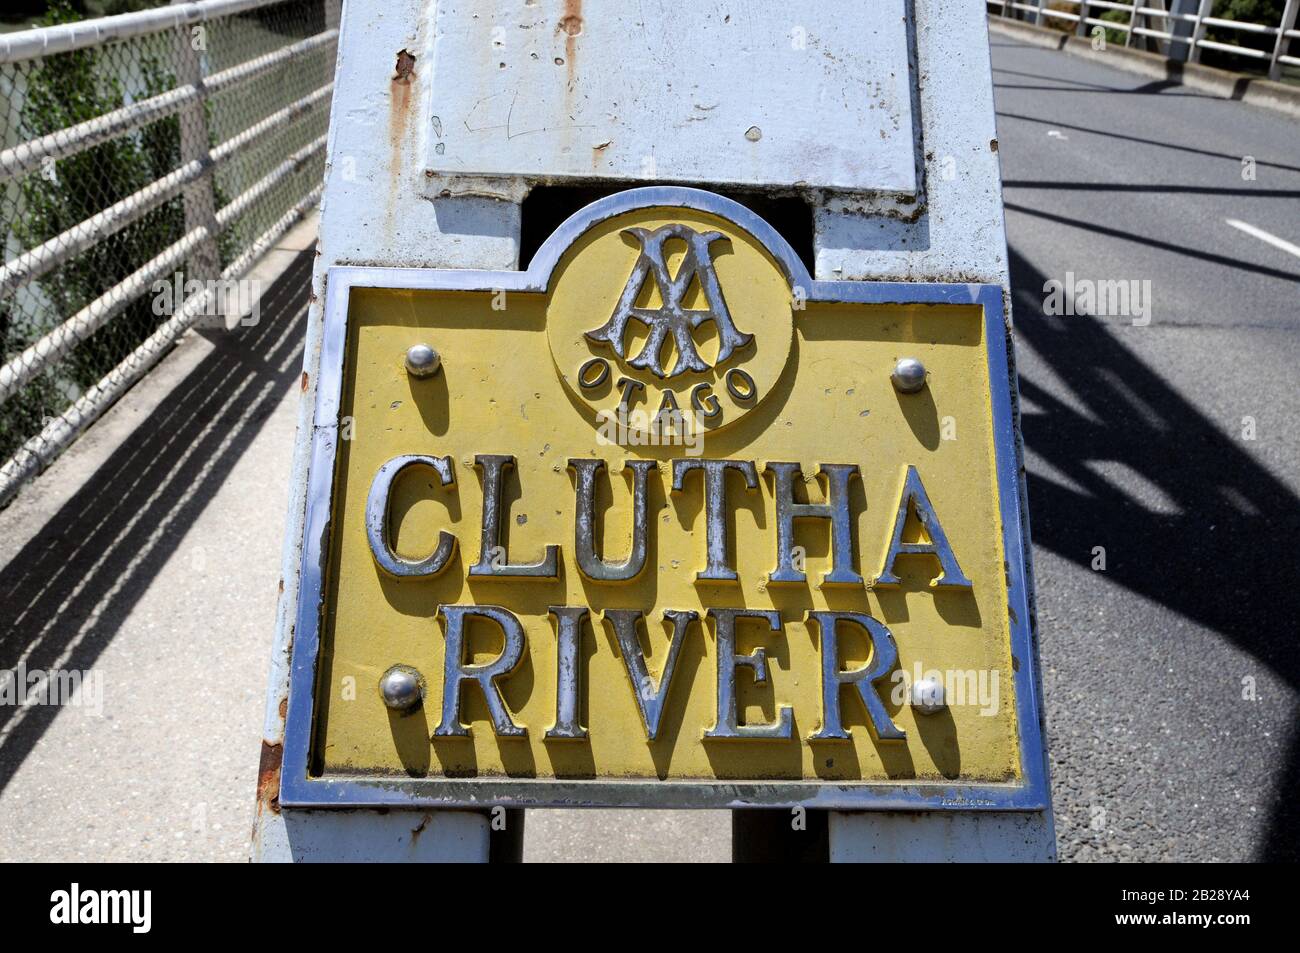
left=989, top=0, right=1300, bottom=79
left=0, top=0, right=339, bottom=506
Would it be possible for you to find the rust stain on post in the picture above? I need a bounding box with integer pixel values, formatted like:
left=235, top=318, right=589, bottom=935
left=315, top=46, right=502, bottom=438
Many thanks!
left=559, top=0, right=582, bottom=85
left=256, top=741, right=284, bottom=816
left=390, top=49, right=416, bottom=133
left=394, top=48, right=416, bottom=83
left=411, top=813, right=432, bottom=842
left=390, top=49, right=417, bottom=189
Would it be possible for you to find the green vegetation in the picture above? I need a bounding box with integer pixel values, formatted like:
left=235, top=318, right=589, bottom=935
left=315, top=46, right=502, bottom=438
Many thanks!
left=0, top=1, right=194, bottom=458
left=1, top=2, right=168, bottom=26
left=1024, top=1, right=1291, bottom=73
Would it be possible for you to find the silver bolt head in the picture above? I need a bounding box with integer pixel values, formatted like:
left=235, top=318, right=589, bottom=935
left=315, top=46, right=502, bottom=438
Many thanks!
left=379, top=665, right=423, bottom=711
left=911, top=676, right=946, bottom=715
left=405, top=343, right=441, bottom=378
left=891, top=357, right=927, bottom=394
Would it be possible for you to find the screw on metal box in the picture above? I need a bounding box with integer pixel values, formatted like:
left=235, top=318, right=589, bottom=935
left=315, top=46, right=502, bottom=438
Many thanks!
left=405, top=343, right=441, bottom=378
left=910, top=676, right=947, bottom=715
left=891, top=357, right=927, bottom=394
left=379, top=665, right=424, bottom=712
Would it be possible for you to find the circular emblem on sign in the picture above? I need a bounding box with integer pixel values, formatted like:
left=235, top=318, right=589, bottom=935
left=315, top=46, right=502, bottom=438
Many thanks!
left=546, top=207, right=794, bottom=441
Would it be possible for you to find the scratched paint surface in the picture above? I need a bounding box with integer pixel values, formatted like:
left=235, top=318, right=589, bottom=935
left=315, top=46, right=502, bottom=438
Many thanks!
left=313, top=209, right=1019, bottom=784
left=425, top=0, right=918, bottom=196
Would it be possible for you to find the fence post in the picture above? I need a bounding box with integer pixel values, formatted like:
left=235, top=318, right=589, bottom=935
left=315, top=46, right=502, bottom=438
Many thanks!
left=1125, top=0, right=1141, bottom=46
left=1075, top=1, right=1091, bottom=37
left=1189, top=0, right=1214, bottom=62
left=1167, top=0, right=1198, bottom=61
left=170, top=1, right=221, bottom=321
left=1270, top=0, right=1299, bottom=79
left=1148, top=0, right=1168, bottom=55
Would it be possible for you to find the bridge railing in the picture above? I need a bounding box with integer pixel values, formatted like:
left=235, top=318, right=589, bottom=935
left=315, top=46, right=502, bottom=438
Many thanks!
left=988, top=1, right=1300, bottom=80
left=0, top=0, right=339, bottom=507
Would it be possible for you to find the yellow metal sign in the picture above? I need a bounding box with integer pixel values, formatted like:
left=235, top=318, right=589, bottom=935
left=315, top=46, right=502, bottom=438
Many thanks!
left=281, top=189, right=1047, bottom=810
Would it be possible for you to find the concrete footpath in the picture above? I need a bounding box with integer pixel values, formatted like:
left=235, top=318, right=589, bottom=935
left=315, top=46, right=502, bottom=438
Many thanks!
left=0, top=220, right=316, bottom=862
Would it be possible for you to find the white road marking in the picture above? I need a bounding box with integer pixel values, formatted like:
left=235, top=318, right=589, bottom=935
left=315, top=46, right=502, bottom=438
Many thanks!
left=1225, top=218, right=1300, bottom=261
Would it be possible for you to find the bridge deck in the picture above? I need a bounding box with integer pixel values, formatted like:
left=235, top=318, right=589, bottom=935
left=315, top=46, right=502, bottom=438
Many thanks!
left=1, top=34, right=1297, bottom=861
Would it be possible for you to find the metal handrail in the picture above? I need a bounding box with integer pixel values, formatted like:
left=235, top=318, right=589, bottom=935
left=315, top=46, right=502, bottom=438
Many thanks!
left=0, top=0, right=271, bottom=63
left=0, top=130, right=328, bottom=403
left=0, top=29, right=338, bottom=181
left=0, top=0, right=338, bottom=506
left=987, top=1, right=1300, bottom=77
left=0, top=84, right=332, bottom=301
left=0, top=184, right=323, bottom=498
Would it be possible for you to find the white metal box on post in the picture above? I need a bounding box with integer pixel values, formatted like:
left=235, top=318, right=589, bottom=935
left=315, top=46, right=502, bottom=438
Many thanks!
left=252, top=0, right=1055, bottom=862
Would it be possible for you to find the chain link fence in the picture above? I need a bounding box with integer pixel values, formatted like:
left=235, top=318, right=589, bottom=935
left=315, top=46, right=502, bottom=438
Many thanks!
left=0, top=0, right=338, bottom=506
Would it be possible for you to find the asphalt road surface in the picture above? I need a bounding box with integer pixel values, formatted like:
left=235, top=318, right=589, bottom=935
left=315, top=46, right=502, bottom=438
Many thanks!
left=993, top=36, right=1300, bottom=861
left=0, top=36, right=1296, bottom=864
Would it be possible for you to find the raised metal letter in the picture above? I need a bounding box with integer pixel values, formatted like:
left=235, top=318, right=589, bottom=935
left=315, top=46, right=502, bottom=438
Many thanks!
left=585, top=224, right=752, bottom=379
left=365, top=454, right=457, bottom=578
left=546, top=606, right=588, bottom=740
left=766, top=462, right=863, bottom=586
left=605, top=608, right=698, bottom=741
left=570, top=458, right=654, bottom=582
left=469, top=453, right=560, bottom=578
left=808, top=610, right=905, bottom=742
left=434, top=604, right=527, bottom=738
left=671, top=458, right=759, bottom=581
left=705, top=608, right=794, bottom=740
left=875, top=465, right=972, bottom=589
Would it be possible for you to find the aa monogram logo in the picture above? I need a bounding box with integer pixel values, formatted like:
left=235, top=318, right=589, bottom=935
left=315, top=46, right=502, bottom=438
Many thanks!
left=585, top=224, right=752, bottom=379
left=546, top=210, right=794, bottom=442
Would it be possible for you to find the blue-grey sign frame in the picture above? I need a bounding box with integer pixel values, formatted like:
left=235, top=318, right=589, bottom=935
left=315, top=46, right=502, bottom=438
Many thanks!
left=279, top=186, right=1050, bottom=811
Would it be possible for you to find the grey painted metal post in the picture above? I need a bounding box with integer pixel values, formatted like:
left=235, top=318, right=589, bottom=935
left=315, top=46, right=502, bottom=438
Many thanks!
left=169, top=2, right=221, bottom=308
left=1270, top=0, right=1299, bottom=79
left=1168, top=0, right=1199, bottom=62
left=1147, top=0, right=1168, bottom=56
left=830, top=813, right=1055, bottom=861
left=1075, top=1, right=1091, bottom=38
left=254, top=0, right=1054, bottom=863
left=1189, top=0, right=1215, bottom=63
left=1125, top=0, right=1141, bottom=46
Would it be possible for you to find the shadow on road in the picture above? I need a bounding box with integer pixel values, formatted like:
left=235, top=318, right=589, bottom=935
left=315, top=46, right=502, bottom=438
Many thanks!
left=996, top=110, right=1300, bottom=174
left=1008, top=245, right=1300, bottom=862
left=1007, top=203, right=1300, bottom=286
left=1006, top=181, right=1300, bottom=198
left=994, top=80, right=1217, bottom=100
left=0, top=250, right=311, bottom=794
